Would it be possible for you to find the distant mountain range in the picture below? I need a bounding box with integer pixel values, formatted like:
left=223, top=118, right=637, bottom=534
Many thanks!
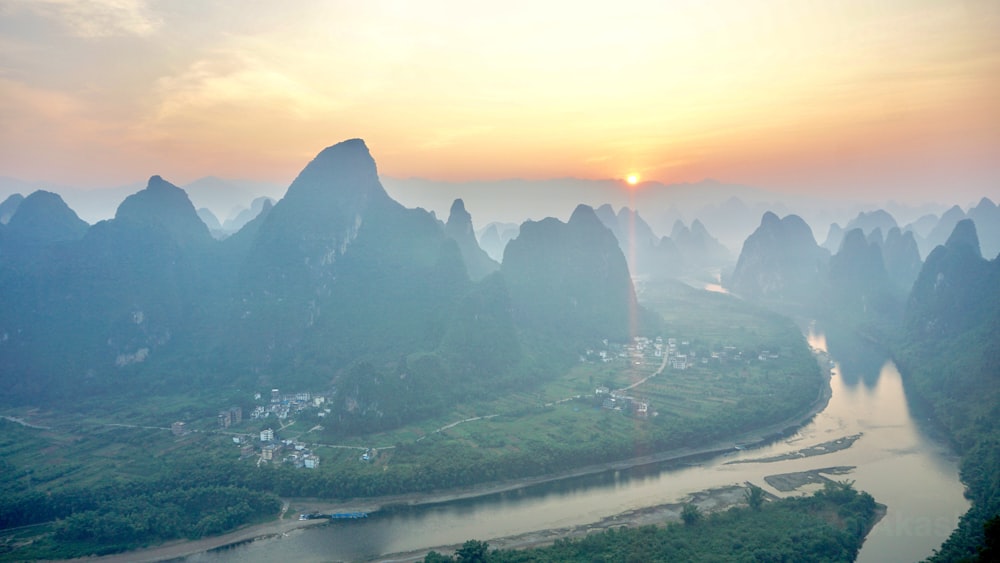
left=821, top=198, right=1000, bottom=261
left=381, top=176, right=968, bottom=254
left=0, top=175, right=284, bottom=226
left=593, top=204, right=732, bottom=280
left=727, top=209, right=925, bottom=322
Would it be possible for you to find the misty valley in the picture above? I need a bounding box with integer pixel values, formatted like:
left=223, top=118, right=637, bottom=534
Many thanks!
left=1, top=140, right=998, bottom=562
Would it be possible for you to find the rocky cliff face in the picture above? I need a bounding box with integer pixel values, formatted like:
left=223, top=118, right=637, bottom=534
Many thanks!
left=502, top=204, right=640, bottom=343
left=728, top=212, right=829, bottom=301
left=444, top=198, right=499, bottom=281
left=906, top=219, right=996, bottom=339
left=826, top=228, right=893, bottom=317
left=882, top=227, right=922, bottom=294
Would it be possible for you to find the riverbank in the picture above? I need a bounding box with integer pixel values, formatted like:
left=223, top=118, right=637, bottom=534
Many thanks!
left=80, top=364, right=833, bottom=563
left=378, top=468, right=885, bottom=563
left=376, top=485, right=755, bottom=562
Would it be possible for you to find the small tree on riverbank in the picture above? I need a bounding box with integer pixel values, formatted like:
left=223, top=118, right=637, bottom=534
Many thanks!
left=745, top=484, right=765, bottom=511
left=681, top=503, right=702, bottom=525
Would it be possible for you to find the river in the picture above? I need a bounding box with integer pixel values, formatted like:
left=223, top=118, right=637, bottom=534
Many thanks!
left=189, top=323, right=967, bottom=563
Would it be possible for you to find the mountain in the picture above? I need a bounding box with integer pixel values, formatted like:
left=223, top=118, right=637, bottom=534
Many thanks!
left=882, top=227, right=922, bottom=294
left=231, top=139, right=472, bottom=379
left=906, top=219, right=989, bottom=339
left=444, top=198, right=499, bottom=281
left=197, top=208, right=223, bottom=233
left=845, top=210, right=898, bottom=235
left=728, top=212, right=829, bottom=302
left=184, top=176, right=284, bottom=220
left=615, top=207, right=659, bottom=248
left=669, top=196, right=776, bottom=254
left=594, top=203, right=618, bottom=230
left=825, top=228, right=895, bottom=320
left=899, top=219, right=1000, bottom=560
left=0, top=139, right=668, bottom=438
left=670, top=219, right=731, bottom=268
left=222, top=196, right=276, bottom=233
left=0, top=193, right=23, bottom=224
left=904, top=213, right=939, bottom=239
left=822, top=222, right=845, bottom=253
left=594, top=204, right=660, bottom=277
left=50, top=183, right=141, bottom=224
left=502, top=204, right=642, bottom=344
left=4, top=190, right=89, bottom=245
left=594, top=206, right=731, bottom=280
left=967, top=197, right=1000, bottom=259
left=922, top=205, right=967, bottom=258
left=0, top=179, right=223, bottom=401
left=115, top=176, right=214, bottom=249
left=477, top=222, right=519, bottom=262
left=824, top=210, right=900, bottom=254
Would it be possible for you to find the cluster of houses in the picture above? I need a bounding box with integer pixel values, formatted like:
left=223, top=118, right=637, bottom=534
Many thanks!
left=584, top=336, right=667, bottom=367
left=594, top=386, right=650, bottom=417
left=249, top=388, right=330, bottom=421
left=170, top=388, right=334, bottom=469
left=256, top=427, right=321, bottom=469
left=586, top=336, right=778, bottom=372
left=586, top=335, right=784, bottom=417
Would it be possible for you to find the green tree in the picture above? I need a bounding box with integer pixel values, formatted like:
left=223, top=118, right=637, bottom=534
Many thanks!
left=456, top=539, right=489, bottom=562
left=745, top=484, right=765, bottom=511
left=680, top=503, right=702, bottom=526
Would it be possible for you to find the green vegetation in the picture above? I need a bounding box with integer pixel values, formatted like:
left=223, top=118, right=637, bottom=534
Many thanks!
left=0, top=280, right=828, bottom=560
left=0, top=420, right=281, bottom=560
left=896, top=313, right=1000, bottom=562
left=425, top=481, right=879, bottom=562
left=886, top=226, right=1000, bottom=562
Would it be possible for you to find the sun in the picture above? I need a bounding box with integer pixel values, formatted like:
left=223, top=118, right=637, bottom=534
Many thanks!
left=626, top=173, right=640, bottom=186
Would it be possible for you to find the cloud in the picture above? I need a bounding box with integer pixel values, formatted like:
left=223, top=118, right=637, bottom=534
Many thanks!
left=144, top=51, right=342, bottom=133
left=5, top=0, right=159, bottom=38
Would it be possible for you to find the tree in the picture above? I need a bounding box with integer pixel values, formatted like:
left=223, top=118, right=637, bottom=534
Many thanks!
left=456, top=539, right=489, bottom=562
left=745, top=484, right=765, bottom=511
left=680, top=503, right=702, bottom=525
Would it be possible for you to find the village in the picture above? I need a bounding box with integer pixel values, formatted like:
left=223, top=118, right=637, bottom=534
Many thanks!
left=584, top=335, right=780, bottom=418
left=165, top=334, right=781, bottom=471
left=170, top=387, right=340, bottom=470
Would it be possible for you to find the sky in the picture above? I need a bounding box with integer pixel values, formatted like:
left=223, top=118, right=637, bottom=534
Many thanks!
left=1, top=0, right=998, bottom=204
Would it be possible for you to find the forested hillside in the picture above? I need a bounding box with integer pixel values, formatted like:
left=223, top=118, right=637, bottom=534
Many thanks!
left=897, top=220, right=1000, bottom=561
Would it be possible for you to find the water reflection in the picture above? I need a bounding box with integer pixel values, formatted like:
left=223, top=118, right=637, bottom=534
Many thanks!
left=191, top=323, right=967, bottom=563
left=822, top=323, right=887, bottom=389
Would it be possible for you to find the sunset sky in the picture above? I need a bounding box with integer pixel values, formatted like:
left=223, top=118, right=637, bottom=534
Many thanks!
left=1, top=0, right=998, bottom=203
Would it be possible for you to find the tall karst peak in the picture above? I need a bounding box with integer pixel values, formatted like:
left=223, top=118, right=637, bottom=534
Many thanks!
left=445, top=198, right=498, bottom=281
left=761, top=210, right=781, bottom=227
left=974, top=197, right=996, bottom=211
left=282, top=138, right=389, bottom=208
left=594, top=204, right=617, bottom=227
left=446, top=198, right=472, bottom=232
left=945, top=218, right=982, bottom=258
left=567, top=204, right=621, bottom=245
left=248, top=139, right=402, bottom=278
left=115, top=175, right=212, bottom=247
left=883, top=226, right=922, bottom=293
left=728, top=212, right=828, bottom=301
left=502, top=206, right=640, bottom=342
left=6, top=190, right=89, bottom=244
left=569, top=203, right=603, bottom=227
left=0, top=193, right=25, bottom=225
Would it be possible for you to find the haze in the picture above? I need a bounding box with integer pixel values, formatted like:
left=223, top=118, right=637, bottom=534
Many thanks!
left=2, top=0, right=999, bottom=205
